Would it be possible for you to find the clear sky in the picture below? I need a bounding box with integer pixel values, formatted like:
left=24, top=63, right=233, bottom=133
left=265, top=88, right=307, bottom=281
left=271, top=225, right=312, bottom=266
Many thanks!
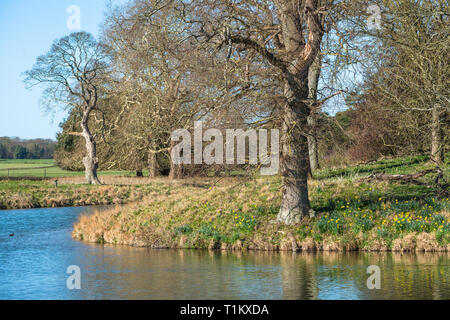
left=0, top=0, right=348, bottom=141
left=0, top=0, right=123, bottom=140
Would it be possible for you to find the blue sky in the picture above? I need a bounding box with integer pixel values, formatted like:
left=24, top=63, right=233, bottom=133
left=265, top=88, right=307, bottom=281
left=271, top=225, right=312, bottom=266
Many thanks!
left=0, top=0, right=349, bottom=141
left=0, top=0, right=124, bottom=140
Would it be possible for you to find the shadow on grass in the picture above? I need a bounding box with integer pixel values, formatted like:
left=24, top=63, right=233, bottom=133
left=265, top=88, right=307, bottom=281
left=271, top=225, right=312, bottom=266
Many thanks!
left=315, top=155, right=430, bottom=180
left=311, top=183, right=441, bottom=213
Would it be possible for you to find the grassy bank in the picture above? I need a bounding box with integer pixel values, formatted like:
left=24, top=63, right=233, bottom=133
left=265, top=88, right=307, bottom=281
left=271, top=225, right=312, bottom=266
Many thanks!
left=73, top=155, right=450, bottom=252
left=0, top=159, right=153, bottom=209
left=0, top=176, right=160, bottom=209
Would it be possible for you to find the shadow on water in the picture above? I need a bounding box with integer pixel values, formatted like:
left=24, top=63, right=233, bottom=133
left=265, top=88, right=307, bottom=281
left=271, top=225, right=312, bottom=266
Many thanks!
left=0, top=206, right=448, bottom=299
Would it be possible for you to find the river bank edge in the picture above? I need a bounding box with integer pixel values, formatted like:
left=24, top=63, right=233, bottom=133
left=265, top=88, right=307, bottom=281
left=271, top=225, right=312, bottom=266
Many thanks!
left=0, top=177, right=161, bottom=210
left=72, top=227, right=450, bottom=253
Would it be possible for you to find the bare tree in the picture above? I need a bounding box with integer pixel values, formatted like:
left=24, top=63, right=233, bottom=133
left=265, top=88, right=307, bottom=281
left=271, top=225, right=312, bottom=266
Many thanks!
left=102, top=0, right=208, bottom=180
left=185, top=0, right=325, bottom=223
left=341, top=0, right=449, bottom=165
left=24, top=32, right=108, bottom=184
left=102, top=0, right=257, bottom=179
left=307, top=51, right=323, bottom=173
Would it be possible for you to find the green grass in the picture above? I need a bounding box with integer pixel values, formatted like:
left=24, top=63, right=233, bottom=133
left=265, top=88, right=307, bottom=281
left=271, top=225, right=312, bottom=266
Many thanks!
left=72, top=154, right=450, bottom=250
left=0, top=159, right=137, bottom=178
left=2, top=154, right=449, bottom=250
left=315, top=154, right=449, bottom=180
left=0, top=178, right=161, bottom=209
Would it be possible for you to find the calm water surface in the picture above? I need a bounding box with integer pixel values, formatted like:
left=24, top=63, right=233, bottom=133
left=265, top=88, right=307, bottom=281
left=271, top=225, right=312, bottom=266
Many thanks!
left=0, top=206, right=448, bottom=300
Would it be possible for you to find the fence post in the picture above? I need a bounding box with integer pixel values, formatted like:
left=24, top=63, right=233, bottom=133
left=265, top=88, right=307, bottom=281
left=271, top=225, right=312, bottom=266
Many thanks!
left=7, top=168, right=9, bottom=177
left=44, top=168, right=46, bottom=178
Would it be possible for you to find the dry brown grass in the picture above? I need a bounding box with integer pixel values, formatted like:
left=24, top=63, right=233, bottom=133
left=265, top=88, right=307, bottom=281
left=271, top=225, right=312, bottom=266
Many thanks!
left=0, top=177, right=179, bottom=209
left=59, top=176, right=157, bottom=185
left=72, top=176, right=450, bottom=252
left=58, top=175, right=242, bottom=186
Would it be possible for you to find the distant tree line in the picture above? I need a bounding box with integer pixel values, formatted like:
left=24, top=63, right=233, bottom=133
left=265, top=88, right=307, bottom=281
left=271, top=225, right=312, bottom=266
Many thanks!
left=0, top=137, right=56, bottom=159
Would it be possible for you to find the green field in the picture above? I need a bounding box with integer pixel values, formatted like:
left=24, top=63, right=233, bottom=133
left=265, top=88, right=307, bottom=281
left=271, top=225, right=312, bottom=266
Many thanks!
left=0, top=159, right=137, bottom=178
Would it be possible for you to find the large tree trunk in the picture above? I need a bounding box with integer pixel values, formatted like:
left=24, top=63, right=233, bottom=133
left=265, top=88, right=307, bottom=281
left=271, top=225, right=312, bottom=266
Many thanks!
left=169, top=140, right=184, bottom=179
left=148, top=144, right=159, bottom=178
left=169, top=161, right=184, bottom=179
left=431, top=104, right=444, bottom=165
left=81, top=112, right=101, bottom=185
left=307, top=53, right=322, bottom=173
left=277, top=74, right=313, bottom=224
left=275, top=0, right=322, bottom=224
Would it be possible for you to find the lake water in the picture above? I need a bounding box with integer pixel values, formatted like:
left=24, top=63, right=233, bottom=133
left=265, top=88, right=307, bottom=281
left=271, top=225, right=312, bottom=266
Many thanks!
left=0, top=206, right=448, bottom=300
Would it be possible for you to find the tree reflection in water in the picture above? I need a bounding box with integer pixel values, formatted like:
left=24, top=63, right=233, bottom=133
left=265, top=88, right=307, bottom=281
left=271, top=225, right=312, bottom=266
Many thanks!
left=76, top=245, right=449, bottom=300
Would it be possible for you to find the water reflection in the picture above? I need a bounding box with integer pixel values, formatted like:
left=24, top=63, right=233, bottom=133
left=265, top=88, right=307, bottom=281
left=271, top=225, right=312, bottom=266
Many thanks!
left=0, top=206, right=448, bottom=299
left=71, top=246, right=449, bottom=300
